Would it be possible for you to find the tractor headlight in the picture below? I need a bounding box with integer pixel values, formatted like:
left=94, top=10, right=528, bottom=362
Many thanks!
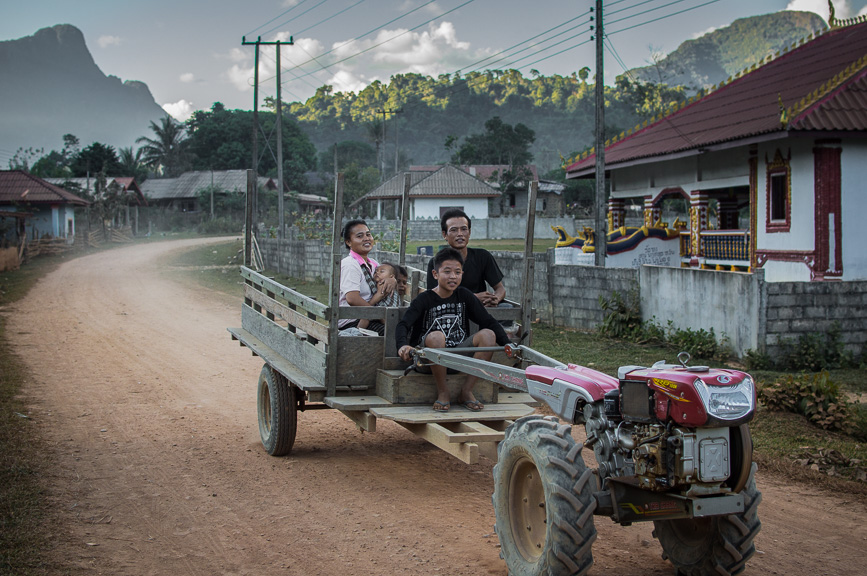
left=694, top=377, right=754, bottom=421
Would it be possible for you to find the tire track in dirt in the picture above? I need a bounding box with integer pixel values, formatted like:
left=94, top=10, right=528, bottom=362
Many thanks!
left=7, top=238, right=867, bottom=575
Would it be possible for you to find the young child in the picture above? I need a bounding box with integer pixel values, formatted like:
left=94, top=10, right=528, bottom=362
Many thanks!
left=396, top=248, right=509, bottom=412
left=396, top=265, right=409, bottom=305
left=358, top=262, right=401, bottom=330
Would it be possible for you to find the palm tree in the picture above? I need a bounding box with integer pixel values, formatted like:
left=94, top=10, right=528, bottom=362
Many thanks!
left=136, top=116, right=190, bottom=177
left=117, top=146, right=146, bottom=181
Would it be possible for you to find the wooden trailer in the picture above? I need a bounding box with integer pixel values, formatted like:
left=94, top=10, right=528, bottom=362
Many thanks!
left=229, top=172, right=542, bottom=464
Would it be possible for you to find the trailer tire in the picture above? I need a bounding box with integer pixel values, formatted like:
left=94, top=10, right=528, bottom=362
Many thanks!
left=257, top=365, right=297, bottom=456
left=653, top=463, right=762, bottom=576
left=492, top=415, right=597, bottom=576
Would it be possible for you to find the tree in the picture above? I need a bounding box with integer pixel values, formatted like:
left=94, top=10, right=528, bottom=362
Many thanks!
left=136, top=116, right=191, bottom=177
left=318, top=141, right=377, bottom=173
left=70, top=142, right=121, bottom=177
left=185, top=102, right=317, bottom=191
left=450, top=116, right=535, bottom=167
left=118, top=146, right=148, bottom=181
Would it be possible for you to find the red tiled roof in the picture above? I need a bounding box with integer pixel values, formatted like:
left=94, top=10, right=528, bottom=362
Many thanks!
left=0, top=170, right=89, bottom=206
left=566, top=19, right=867, bottom=177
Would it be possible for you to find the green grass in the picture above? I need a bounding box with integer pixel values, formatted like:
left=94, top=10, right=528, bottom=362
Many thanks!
left=403, top=238, right=557, bottom=254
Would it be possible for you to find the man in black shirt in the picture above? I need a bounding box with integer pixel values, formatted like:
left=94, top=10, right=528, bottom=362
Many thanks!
left=425, top=209, right=506, bottom=307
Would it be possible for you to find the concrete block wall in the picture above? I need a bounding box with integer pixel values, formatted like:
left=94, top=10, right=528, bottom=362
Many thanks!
left=765, top=281, right=867, bottom=356
left=259, top=237, right=867, bottom=359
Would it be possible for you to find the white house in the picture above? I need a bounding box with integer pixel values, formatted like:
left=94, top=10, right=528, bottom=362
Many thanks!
left=565, top=14, right=867, bottom=282
left=354, top=164, right=501, bottom=220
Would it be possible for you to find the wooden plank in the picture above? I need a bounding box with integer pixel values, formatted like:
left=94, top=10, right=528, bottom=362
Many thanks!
left=496, top=392, right=542, bottom=406
left=240, top=266, right=328, bottom=318
left=227, top=327, right=325, bottom=392
left=342, top=410, right=377, bottom=433
left=242, top=304, right=326, bottom=382
left=324, top=395, right=393, bottom=411
left=370, top=403, right=535, bottom=424
left=336, top=306, right=389, bottom=320
left=401, top=423, right=479, bottom=465
left=336, top=336, right=384, bottom=389
left=245, top=284, right=329, bottom=342
left=376, top=369, right=497, bottom=405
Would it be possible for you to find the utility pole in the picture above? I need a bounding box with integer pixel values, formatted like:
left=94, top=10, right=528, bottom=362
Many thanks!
left=242, top=35, right=294, bottom=236
left=592, top=0, right=607, bottom=267
left=276, top=40, right=284, bottom=239
left=393, top=108, right=403, bottom=174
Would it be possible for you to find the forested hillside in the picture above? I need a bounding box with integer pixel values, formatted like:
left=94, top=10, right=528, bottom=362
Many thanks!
left=278, top=11, right=825, bottom=174
left=281, top=71, right=687, bottom=174
left=628, top=11, right=826, bottom=89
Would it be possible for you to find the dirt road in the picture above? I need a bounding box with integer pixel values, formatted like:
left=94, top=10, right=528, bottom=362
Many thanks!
left=8, top=239, right=866, bottom=575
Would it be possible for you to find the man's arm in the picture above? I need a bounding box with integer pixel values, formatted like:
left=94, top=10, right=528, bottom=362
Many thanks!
left=464, top=289, right=509, bottom=345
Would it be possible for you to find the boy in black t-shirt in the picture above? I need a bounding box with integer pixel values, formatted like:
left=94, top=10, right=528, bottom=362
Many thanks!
left=398, top=248, right=509, bottom=412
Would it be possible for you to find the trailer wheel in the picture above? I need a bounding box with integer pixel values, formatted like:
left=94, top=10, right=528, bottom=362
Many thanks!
left=492, top=415, right=597, bottom=576
left=257, top=365, right=297, bottom=456
left=653, top=463, right=762, bottom=576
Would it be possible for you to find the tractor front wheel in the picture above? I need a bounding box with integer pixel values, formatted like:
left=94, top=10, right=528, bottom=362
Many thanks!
left=492, top=415, right=597, bottom=576
left=653, top=463, right=762, bottom=576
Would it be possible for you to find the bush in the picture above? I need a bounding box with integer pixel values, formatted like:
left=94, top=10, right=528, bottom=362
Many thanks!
left=759, top=372, right=853, bottom=432
left=778, top=323, right=851, bottom=371
left=197, top=217, right=241, bottom=235
left=598, top=290, right=647, bottom=341
left=666, top=324, right=718, bottom=359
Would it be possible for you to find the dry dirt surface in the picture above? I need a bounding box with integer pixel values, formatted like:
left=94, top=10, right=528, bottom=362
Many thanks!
left=8, top=238, right=867, bottom=576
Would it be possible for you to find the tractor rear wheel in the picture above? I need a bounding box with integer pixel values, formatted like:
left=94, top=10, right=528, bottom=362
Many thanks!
left=653, top=463, right=762, bottom=576
left=257, top=364, right=297, bottom=456
left=492, top=415, right=597, bottom=576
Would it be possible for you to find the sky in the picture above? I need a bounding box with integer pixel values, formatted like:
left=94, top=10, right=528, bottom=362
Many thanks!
left=3, top=0, right=867, bottom=122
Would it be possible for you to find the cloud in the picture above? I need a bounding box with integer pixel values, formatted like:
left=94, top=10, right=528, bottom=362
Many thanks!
left=180, top=72, right=195, bottom=83
left=691, top=26, right=718, bottom=39
left=224, top=21, right=491, bottom=101
left=785, top=0, right=855, bottom=19
left=97, top=35, right=122, bottom=48
left=162, top=99, right=196, bottom=122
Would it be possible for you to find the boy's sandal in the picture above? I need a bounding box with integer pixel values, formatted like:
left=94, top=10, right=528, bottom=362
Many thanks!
left=462, top=400, right=484, bottom=412
left=433, top=400, right=450, bottom=412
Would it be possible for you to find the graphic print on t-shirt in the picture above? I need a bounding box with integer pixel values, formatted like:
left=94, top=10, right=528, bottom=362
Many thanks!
left=421, top=301, right=466, bottom=347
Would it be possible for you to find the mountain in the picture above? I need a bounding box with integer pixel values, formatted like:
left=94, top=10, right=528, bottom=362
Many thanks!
left=627, top=11, right=827, bottom=89
left=0, top=24, right=166, bottom=160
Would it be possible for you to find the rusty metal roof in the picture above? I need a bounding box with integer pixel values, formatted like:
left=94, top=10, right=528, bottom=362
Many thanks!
left=566, top=19, right=867, bottom=177
left=0, top=170, right=89, bottom=206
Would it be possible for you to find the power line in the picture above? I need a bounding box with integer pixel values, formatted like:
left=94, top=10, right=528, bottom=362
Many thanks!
left=608, top=0, right=721, bottom=31
left=245, top=0, right=312, bottom=37
left=468, top=12, right=591, bottom=71
left=260, top=0, right=330, bottom=38
left=468, top=18, right=592, bottom=73
left=607, top=0, right=660, bottom=18
left=281, top=0, right=478, bottom=85
left=260, top=0, right=441, bottom=84
left=294, top=0, right=367, bottom=36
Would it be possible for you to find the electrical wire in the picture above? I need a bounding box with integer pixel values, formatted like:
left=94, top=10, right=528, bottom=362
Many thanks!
left=608, top=0, right=721, bottom=31
left=293, top=0, right=367, bottom=36
left=245, top=0, right=312, bottom=37
left=260, top=0, right=330, bottom=39
left=280, top=0, right=477, bottom=85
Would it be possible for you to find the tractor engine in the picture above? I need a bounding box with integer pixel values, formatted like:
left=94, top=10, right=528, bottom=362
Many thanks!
left=631, top=424, right=731, bottom=492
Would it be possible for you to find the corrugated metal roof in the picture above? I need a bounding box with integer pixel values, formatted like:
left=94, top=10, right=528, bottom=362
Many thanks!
left=566, top=19, right=867, bottom=177
left=141, top=170, right=273, bottom=200
left=360, top=165, right=500, bottom=201
left=410, top=164, right=540, bottom=182
left=44, top=176, right=147, bottom=206
left=0, top=170, right=89, bottom=206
